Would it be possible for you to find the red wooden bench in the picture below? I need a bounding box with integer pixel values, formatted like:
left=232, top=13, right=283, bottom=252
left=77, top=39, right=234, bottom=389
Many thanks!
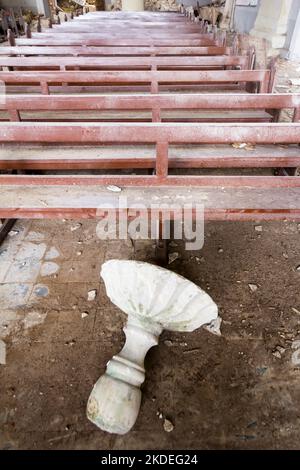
left=14, top=37, right=221, bottom=47
left=0, top=45, right=234, bottom=57
left=0, top=54, right=251, bottom=71
left=0, top=122, right=299, bottom=222
left=1, top=93, right=297, bottom=123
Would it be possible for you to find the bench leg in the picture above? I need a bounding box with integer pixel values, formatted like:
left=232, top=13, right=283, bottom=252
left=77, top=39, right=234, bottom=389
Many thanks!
left=276, top=167, right=300, bottom=177
left=0, top=219, right=16, bottom=247
left=154, top=220, right=170, bottom=266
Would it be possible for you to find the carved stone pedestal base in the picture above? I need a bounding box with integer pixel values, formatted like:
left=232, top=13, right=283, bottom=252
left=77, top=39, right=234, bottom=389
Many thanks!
left=87, top=260, right=219, bottom=434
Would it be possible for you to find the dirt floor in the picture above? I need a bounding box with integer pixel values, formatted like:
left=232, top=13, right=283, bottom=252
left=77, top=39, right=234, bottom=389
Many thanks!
left=0, top=20, right=300, bottom=450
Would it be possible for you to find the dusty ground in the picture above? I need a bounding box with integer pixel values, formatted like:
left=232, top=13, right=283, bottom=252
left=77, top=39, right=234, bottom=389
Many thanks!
left=0, top=16, right=300, bottom=451
left=0, top=217, right=300, bottom=450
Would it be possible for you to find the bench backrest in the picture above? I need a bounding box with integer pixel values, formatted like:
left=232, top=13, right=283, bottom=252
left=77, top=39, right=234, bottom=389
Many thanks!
left=15, top=38, right=220, bottom=47
left=0, top=55, right=250, bottom=71
left=0, top=46, right=233, bottom=57
left=1, top=93, right=299, bottom=122
left=0, top=122, right=299, bottom=189
left=0, top=69, right=273, bottom=94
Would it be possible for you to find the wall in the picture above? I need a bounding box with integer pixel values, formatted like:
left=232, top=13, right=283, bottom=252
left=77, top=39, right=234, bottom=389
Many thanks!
left=0, top=0, right=51, bottom=16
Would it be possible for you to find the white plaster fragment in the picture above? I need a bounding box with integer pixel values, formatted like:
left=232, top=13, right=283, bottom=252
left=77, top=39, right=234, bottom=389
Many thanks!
left=163, top=418, right=174, bottom=433
left=107, top=185, right=122, bottom=193
left=8, top=230, right=19, bottom=237
left=71, top=223, right=82, bottom=232
left=88, top=290, right=97, bottom=301
left=290, top=78, right=300, bottom=86
left=291, top=349, right=300, bottom=366
left=204, top=316, right=222, bottom=336
left=292, top=307, right=300, bottom=315
left=248, top=284, right=258, bottom=293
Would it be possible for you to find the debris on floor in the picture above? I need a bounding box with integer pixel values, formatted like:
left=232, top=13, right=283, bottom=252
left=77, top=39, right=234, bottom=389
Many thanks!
left=163, top=418, right=174, bottom=433
left=291, top=341, right=300, bottom=366
left=71, top=223, right=82, bottom=232
left=106, top=185, right=122, bottom=193
left=204, top=316, right=222, bottom=336
left=87, top=290, right=97, bottom=301
left=272, top=345, right=286, bottom=359
left=248, top=283, right=258, bottom=293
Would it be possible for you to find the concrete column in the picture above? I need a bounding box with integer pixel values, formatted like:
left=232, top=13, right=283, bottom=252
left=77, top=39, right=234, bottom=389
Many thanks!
left=288, top=6, right=300, bottom=59
left=36, top=0, right=51, bottom=17
left=122, top=0, right=144, bottom=10
left=250, top=0, right=294, bottom=49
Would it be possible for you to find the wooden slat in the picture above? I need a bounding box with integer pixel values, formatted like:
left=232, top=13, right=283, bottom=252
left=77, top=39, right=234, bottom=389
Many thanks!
left=2, top=93, right=299, bottom=111
left=0, top=46, right=233, bottom=57
left=15, top=39, right=219, bottom=47
left=1, top=174, right=299, bottom=188
left=1, top=185, right=300, bottom=221
left=0, top=144, right=299, bottom=169
left=0, top=70, right=270, bottom=92
left=0, top=55, right=248, bottom=69
left=0, top=122, right=298, bottom=144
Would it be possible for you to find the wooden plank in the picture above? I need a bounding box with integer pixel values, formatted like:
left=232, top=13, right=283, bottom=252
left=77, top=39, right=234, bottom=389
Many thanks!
left=0, top=144, right=299, bottom=169
left=2, top=93, right=299, bottom=111
left=28, top=33, right=214, bottom=39
left=15, top=39, right=218, bottom=47
left=0, top=110, right=272, bottom=123
left=0, top=122, right=298, bottom=144
left=0, top=55, right=248, bottom=69
left=0, top=185, right=299, bottom=221
left=0, top=46, right=233, bottom=57
left=1, top=174, right=300, bottom=189
left=0, top=70, right=270, bottom=91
